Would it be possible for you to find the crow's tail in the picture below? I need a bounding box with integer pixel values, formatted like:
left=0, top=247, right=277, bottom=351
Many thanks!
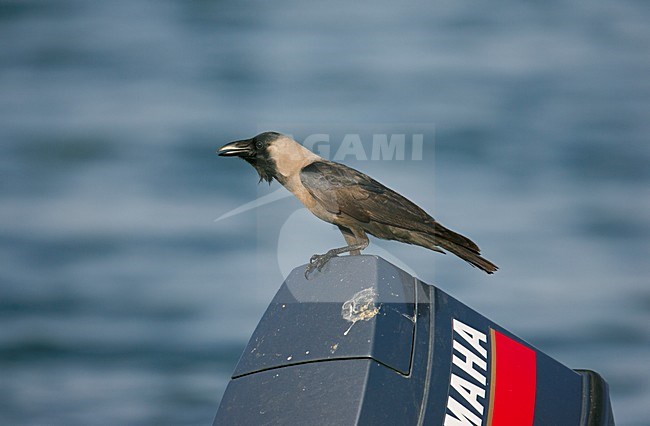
left=419, top=225, right=498, bottom=274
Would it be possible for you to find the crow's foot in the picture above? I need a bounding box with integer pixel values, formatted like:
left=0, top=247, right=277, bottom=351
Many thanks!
left=304, top=251, right=338, bottom=279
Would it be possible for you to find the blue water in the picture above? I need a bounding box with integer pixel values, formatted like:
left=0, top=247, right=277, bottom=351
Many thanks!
left=1, top=0, right=649, bottom=424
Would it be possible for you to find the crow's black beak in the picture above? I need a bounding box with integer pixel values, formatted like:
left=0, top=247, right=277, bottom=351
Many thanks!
left=218, top=139, right=254, bottom=157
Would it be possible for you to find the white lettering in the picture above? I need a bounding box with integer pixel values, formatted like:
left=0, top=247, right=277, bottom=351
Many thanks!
left=411, top=134, right=424, bottom=160
left=452, top=340, right=487, bottom=386
left=453, top=319, right=487, bottom=358
left=446, top=319, right=489, bottom=425
left=333, top=134, right=367, bottom=161
left=371, top=134, right=405, bottom=160
left=450, top=373, right=486, bottom=414
left=445, top=396, right=482, bottom=426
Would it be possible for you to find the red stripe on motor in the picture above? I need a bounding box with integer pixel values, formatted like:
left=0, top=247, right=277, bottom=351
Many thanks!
left=488, top=330, right=537, bottom=426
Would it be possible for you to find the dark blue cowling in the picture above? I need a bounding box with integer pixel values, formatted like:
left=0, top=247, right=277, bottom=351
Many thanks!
left=214, top=256, right=614, bottom=425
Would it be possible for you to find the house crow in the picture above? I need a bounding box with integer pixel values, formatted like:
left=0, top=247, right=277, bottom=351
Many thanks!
left=218, top=132, right=498, bottom=278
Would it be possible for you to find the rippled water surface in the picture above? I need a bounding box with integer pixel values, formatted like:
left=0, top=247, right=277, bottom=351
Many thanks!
left=1, top=0, right=649, bottom=424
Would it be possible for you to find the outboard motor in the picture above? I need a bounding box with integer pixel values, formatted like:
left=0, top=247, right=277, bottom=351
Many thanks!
left=215, top=256, right=614, bottom=425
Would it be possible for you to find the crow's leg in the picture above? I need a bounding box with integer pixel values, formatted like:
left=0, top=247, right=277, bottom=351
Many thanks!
left=339, top=225, right=365, bottom=255
left=305, top=228, right=369, bottom=278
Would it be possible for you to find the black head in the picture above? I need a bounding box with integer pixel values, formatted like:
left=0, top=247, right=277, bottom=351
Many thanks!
left=218, top=131, right=282, bottom=183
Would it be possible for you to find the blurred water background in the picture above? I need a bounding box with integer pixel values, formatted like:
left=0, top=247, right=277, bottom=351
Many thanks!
left=1, top=0, right=649, bottom=424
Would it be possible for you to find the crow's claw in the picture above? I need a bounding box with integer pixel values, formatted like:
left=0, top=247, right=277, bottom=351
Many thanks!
left=304, top=251, right=337, bottom=279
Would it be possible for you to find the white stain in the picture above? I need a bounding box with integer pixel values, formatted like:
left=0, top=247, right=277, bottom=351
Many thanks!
left=341, top=287, right=380, bottom=336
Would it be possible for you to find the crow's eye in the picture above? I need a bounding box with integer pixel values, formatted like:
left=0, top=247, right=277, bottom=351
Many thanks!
left=256, top=141, right=263, bottom=150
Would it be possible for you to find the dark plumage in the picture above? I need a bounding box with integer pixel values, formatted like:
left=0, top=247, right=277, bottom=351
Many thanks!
left=219, top=132, right=498, bottom=277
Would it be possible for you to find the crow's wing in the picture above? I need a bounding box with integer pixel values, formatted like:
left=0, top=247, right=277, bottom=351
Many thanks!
left=300, top=161, right=496, bottom=271
left=299, top=161, right=465, bottom=239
